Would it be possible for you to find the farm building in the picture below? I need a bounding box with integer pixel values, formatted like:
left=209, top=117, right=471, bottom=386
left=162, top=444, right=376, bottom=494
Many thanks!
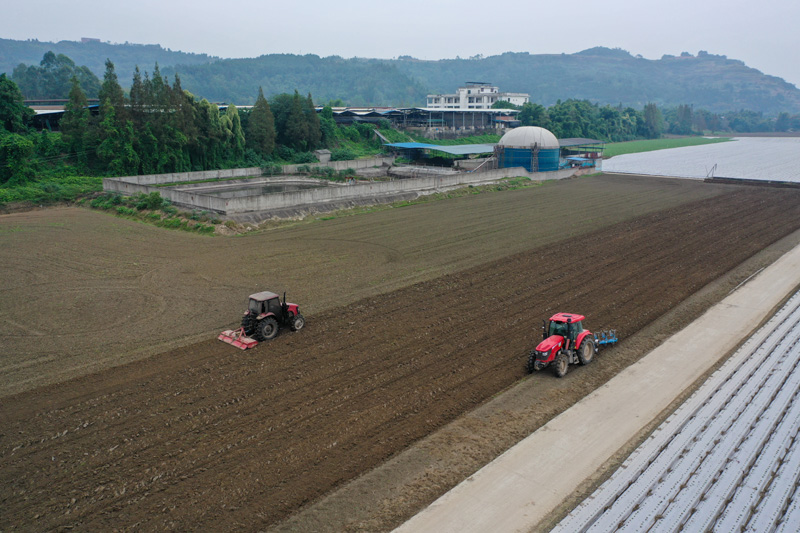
left=385, top=126, right=605, bottom=171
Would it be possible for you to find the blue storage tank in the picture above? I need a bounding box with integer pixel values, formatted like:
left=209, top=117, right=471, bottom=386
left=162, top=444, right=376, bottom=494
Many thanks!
left=496, top=127, right=560, bottom=172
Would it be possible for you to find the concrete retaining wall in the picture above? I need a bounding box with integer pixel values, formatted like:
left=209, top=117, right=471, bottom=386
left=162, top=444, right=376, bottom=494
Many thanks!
left=216, top=166, right=573, bottom=214
left=108, top=156, right=395, bottom=187
left=103, top=162, right=575, bottom=216
left=282, top=156, right=394, bottom=174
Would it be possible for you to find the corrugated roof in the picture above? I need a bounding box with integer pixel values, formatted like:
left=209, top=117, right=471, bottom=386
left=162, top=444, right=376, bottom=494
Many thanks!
left=385, top=142, right=496, bottom=155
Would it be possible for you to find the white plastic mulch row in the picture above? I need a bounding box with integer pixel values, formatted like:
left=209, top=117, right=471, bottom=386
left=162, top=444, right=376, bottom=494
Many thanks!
left=553, top=290, right=800, bottom=533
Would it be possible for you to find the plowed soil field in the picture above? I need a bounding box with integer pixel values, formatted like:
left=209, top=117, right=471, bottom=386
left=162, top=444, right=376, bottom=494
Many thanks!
left=3, top=176, right=800, bottom=531
left=0, top=174, right=723, bottom=396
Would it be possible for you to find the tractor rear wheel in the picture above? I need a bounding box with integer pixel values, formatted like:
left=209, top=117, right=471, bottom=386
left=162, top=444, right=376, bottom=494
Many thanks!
left=553, top=352, right=569, bottom=378
left=291, top=314, right=305, bottom=331
left=527, top=351, right=536, bottom=373
left=578, top=337, right=595, bottom=365
left=256, top=317, right=279, bottom=341
left=241, top=313, right=258, bottom=336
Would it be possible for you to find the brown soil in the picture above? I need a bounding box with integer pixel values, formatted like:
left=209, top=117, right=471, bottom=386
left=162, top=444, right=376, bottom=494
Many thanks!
left=0, top=174, right=723, bottom=397
left=3, top=185, right=800, bottom=531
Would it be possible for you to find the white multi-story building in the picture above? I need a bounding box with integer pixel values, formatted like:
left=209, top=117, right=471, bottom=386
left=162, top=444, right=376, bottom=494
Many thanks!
left=426, top=82, right=529, bottom=109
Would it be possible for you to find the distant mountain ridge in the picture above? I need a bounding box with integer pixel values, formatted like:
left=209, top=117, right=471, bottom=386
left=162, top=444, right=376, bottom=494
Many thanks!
left=2, top=39, right=799, bottom=114
left=0, top=38, right=217, bottom=84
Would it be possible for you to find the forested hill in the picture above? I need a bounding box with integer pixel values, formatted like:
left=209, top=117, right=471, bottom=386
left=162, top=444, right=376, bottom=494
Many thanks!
left=3, top=39, right=799, bottom=114
left=0, top=38, right=217, bottom=82
left=164, top=48, right=800, bottom=114
left=396, top=49, right=800, bottom=115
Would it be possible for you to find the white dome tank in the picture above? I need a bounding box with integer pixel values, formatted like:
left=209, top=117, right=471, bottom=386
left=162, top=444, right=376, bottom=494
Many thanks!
left=498, top=126, right=559, bottom=149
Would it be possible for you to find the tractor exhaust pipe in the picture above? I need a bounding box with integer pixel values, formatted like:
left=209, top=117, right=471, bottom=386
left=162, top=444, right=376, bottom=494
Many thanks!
left=542, top=320, right=547, bottom=340
left=566, top=318, right=572, bottom=350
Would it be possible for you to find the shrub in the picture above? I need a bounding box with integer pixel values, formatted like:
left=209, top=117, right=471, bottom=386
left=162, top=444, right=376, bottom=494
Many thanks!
left=330, top=147, right=358, bottom=161
left=274, top=145, right=295, bottom=162
left=291, top=152, right=318, bottom=164
left=144, top=191, right=164, bottom=210
left=261, top=163, right=283, bottom=176
left=311, top=166, right=336, bottom=178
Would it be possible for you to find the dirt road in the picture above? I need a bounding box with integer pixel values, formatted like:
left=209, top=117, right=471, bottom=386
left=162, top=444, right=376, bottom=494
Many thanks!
left=3, top=187, right=800, bottom=531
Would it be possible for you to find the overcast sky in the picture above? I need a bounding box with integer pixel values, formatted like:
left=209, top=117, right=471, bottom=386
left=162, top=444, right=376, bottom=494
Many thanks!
left=2, top=0, right=798, bottom=87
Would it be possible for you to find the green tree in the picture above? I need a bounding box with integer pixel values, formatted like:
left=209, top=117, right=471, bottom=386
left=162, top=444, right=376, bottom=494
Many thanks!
left=98, top=59, right=127, bottom=122
left=284, top=90, right=309, bottom=151
left=129, top=66, right=146, bottom=128
left=269, top=92, right=294, bottom=146
left=319, top=105, right=337, bottom=146
left=60, top=76, right=90, bottom=165
left=517, top=102, right=549, bottom=128
left=670, top=104, right=694, bottom=135
left=0, top=133, right=35, bottom=185
left=491, top=100, right=520, bottom=110
left=303, top=93, right=322, bottom=150
left=247, top=87, right=276, bottom=157
left=12, top=52, right=101, bottom=99
left=96, top=100, right=139, bottom=175
left=642, top=103, right=663, bottom=138
left=222, top=103, right=246, bottom=160
left=0, top=73, right=33, bottom=133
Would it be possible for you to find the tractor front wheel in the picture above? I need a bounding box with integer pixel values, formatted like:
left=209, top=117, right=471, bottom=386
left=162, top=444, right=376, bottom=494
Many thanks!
left=291, top=314, right=305, bottom=331
left=256, top=317, right=279, bottom=341
left=553, top=351, right=569, bottom=378
left=578, top=337, right=595, bottom=365
left=526, top=351, right=536, bottom=373
left=241, top=313, right=258, bottom=336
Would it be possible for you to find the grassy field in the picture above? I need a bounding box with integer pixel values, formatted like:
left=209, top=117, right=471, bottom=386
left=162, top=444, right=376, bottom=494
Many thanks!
left=603, top=137, right=732, bottom=158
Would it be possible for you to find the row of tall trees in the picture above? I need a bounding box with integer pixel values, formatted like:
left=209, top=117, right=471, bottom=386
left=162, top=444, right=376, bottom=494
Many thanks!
left=500, top=99, right=800, bottom=140
left=56, top=60, right=324, bottom=176
left=503, top=100, right=663, bottom=141
left=1, top=59, right=327, bottom=184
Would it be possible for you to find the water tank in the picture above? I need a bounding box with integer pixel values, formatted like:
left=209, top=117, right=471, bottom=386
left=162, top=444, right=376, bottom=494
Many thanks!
left=496, top=126, right=560, bottom=172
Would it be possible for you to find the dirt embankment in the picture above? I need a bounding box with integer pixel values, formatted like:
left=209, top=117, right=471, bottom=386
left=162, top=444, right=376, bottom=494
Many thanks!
left=3, top=188, right=800, bottom=531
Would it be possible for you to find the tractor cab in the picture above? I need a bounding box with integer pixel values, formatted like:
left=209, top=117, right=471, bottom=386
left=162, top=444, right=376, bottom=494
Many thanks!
left=546, top=313, right=585, bottom=344
left=248, top=292, right=284, bottom=318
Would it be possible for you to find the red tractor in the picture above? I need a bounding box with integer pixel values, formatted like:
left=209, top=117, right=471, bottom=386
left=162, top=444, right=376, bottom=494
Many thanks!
left=527, top=313, right=617, bottom=378
left=218, top=291, right=304, bottom=350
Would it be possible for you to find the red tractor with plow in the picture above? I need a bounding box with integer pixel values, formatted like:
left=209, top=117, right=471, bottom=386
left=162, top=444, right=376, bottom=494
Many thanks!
left=527, top=312, right=617, bottom=377
left=218, top=291, right=305, bottom=350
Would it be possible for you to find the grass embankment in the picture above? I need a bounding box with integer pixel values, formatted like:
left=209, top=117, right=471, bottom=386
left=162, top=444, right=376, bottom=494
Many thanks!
left=603, top=137, right=732, bottom=158
left=83, top=191, right=220, bottom=234
left=0, top=176, right=102, bottom=208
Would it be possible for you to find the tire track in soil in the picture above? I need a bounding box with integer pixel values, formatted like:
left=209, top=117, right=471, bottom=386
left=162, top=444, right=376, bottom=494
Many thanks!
left=3, top=189, right=800, bottom=531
